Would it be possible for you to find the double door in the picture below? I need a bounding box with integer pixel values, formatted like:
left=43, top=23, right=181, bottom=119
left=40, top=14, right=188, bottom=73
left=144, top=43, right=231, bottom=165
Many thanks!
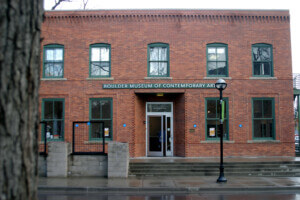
left=147, top=113, right=173, bottom=157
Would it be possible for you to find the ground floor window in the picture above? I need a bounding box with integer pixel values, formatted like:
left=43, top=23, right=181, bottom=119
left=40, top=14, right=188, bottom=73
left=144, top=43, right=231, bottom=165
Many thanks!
left=89, top=98, right=113, bottom=140
left=252, top=98, right=275, bottom=139
left=205, top=98, right=228, bottom=140
left=42, top=98, right=64, bottom=140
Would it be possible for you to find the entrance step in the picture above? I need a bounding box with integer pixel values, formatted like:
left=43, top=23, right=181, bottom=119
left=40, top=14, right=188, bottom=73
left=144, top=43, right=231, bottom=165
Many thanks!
left=129, top=161, right=300, bottom=177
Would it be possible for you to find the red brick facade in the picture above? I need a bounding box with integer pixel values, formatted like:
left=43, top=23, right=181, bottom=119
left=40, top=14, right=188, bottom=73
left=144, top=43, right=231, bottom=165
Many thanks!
left=40, top=10, right=294, bottom=157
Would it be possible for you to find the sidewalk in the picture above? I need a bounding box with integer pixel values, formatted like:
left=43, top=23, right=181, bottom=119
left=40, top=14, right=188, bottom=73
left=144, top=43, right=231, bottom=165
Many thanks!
left=38, top=176, right=300, bottom=194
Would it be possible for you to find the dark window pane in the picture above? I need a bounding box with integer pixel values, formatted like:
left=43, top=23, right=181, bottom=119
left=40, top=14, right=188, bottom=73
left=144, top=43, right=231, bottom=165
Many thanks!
left=254, top=63, right=261, bottom=75
left=46, top=121, right=53, bottom=138
left=254, top=120, right=262, bottom=138
left=265, top=119, right=273, bottom=137
left=253, top=100, right=263, bottom=118
left=44, top=101, right=53, bottom=119
left=91, top=100, right=100, bottom=119
left=53, top=120, right=63, bottom=138
left=54, top=101, right=63, bottom=119
left=263, top=100, right=272, bottom=118
left=207, top=100, right=216, bottom=118
left=101, top=100, right=111, bottom=119
left=91, top=123, right=103, bottom=138
left=254, top=119, right=273, bottom=138
left=262, top=63, right=271, bottom=75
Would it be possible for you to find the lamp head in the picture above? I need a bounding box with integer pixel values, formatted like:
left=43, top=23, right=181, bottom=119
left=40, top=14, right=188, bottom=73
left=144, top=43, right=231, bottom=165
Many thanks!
left=215, top=79, right=227, bottom=90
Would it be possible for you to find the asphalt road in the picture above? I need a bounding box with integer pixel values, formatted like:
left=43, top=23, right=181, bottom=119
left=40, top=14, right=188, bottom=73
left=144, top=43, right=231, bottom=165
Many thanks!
left=38, top=191, right=300, bottom=200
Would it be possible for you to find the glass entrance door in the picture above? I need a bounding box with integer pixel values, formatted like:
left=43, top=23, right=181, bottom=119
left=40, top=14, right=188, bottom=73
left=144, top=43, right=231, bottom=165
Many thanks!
left=147, top=102, right=173, bottom=157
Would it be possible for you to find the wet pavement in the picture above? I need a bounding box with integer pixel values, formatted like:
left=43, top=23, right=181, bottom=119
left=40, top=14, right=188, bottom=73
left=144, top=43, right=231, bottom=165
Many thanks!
left=38, top=191, right=300, bottom=200
left=38, top=176, right=300, bottom=194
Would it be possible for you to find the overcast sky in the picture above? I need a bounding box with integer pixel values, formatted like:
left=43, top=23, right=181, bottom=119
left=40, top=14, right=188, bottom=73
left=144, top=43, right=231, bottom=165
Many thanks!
left=44, top=0, right=300, bottom=73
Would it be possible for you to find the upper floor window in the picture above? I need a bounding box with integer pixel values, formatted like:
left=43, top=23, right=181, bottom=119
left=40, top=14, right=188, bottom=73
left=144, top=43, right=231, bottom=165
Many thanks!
left=90, top=44, right=111, bottom=77
left=148, top=43, right=169, bottom=77
left=207, top=43, right=228, bottom=77
left=252, top=44, right=273, bottom=76
left=43, top=44, right=64, bottom=78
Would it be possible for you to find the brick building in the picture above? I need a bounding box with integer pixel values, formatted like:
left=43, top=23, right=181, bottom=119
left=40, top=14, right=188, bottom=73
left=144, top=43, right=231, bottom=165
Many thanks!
left=39, top=9, right=294, bottom=158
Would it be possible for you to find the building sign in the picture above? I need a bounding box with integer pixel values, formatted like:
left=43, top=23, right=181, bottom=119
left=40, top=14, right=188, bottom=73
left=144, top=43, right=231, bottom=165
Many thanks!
left=103, top=83, right=215, bottom=89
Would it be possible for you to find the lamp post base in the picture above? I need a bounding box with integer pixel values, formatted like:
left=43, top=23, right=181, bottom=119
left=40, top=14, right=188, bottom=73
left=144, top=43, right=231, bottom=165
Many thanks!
left=217, top=174, right=227, bottom=183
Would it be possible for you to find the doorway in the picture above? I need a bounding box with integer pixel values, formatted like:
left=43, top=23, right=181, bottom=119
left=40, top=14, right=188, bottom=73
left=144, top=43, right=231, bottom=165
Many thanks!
left=146, top=102, right=173, bottom=157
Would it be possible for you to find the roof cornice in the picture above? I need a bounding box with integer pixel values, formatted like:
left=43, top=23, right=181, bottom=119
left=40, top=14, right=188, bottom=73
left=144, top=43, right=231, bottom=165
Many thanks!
left=44, top=10, right=290, bottom=23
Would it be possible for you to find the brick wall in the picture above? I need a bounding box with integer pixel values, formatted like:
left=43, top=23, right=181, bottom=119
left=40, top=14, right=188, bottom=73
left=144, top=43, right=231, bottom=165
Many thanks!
left=39, top=10, right=294, bottom=157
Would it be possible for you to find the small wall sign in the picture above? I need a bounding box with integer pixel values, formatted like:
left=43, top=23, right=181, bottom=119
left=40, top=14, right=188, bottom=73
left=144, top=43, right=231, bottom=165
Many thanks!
left=189, top=129, right=195, bottom=133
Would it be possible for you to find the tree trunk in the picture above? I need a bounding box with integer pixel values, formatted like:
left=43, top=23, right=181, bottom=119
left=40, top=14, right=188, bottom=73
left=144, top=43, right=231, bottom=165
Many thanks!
left=0, top=0, right=43, bottom=200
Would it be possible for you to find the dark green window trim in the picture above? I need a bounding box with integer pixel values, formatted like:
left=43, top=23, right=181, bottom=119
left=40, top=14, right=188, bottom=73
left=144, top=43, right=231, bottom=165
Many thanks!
left=41, top=98, right=65, bottom=141
left=89, top=43, right=111, bottom=78
left=205, top=97, right=229, bottom=140
left=43, top=44, right=64, bottom=78
left=89, top=98, right=113, bottom=140
left=147, top=43, right=170, bottom=77
left=252, top=98, right=275, bottom=140
left=206, top=43, right=228, bottom=77
left=252, top=43, right=273, bottom=77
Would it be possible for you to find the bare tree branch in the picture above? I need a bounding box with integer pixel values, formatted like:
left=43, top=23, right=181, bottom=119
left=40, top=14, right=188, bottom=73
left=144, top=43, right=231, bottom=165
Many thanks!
left=83, top=0, right=89, bottom=10
left=51, top=0, right=72, bottom=10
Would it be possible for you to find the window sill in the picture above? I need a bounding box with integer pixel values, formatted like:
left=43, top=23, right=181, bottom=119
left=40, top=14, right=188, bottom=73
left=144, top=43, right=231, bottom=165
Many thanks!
left=249, top=77, right=277, bottom=80
left=200, top=140, right=234, bottom=144
left=86, top=77, right=114, bottom=81
left=41, top=78, right=67, bottom=81
left=247, top=140, right=280, bottom=143
left=84, top=139, right=112, bottom=144
left=204, top=77, right=232, bottom=80
left=144, top=77, right=173, bottom=80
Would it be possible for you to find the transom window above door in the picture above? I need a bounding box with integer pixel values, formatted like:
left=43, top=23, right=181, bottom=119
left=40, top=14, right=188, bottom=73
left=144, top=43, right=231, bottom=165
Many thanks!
left=148, top=43, right=169, bottom=77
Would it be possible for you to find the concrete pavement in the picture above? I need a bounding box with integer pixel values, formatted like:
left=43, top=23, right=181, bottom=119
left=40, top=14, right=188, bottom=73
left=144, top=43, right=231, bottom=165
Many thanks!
left=38, top=176, right=300, bottom=194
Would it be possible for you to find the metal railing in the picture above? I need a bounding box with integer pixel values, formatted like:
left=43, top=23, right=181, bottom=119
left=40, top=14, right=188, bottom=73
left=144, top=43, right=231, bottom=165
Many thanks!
left=72, top=121, right=106, bottom=155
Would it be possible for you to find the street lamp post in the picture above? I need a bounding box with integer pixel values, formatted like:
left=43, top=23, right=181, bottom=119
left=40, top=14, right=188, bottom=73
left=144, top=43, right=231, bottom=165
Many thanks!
left=215, top=79, right=227, bottom=183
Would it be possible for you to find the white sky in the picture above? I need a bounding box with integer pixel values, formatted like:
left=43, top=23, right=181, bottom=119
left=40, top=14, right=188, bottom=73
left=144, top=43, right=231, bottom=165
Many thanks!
left=44, top=0, right=300, bottom=73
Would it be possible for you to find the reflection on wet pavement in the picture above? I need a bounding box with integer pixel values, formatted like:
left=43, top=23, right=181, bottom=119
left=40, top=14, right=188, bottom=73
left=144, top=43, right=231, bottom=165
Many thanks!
left=38, top=192, right=300, bottom=200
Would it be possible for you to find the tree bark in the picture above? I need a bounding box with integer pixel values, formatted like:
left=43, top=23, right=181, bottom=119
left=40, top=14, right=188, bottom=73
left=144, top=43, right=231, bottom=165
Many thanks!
left=0, top=0, right=43, bottom=200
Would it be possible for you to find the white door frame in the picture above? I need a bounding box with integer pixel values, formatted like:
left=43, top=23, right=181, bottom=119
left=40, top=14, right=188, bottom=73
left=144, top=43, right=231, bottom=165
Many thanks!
left=146, top=102, right=173, bottom=157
